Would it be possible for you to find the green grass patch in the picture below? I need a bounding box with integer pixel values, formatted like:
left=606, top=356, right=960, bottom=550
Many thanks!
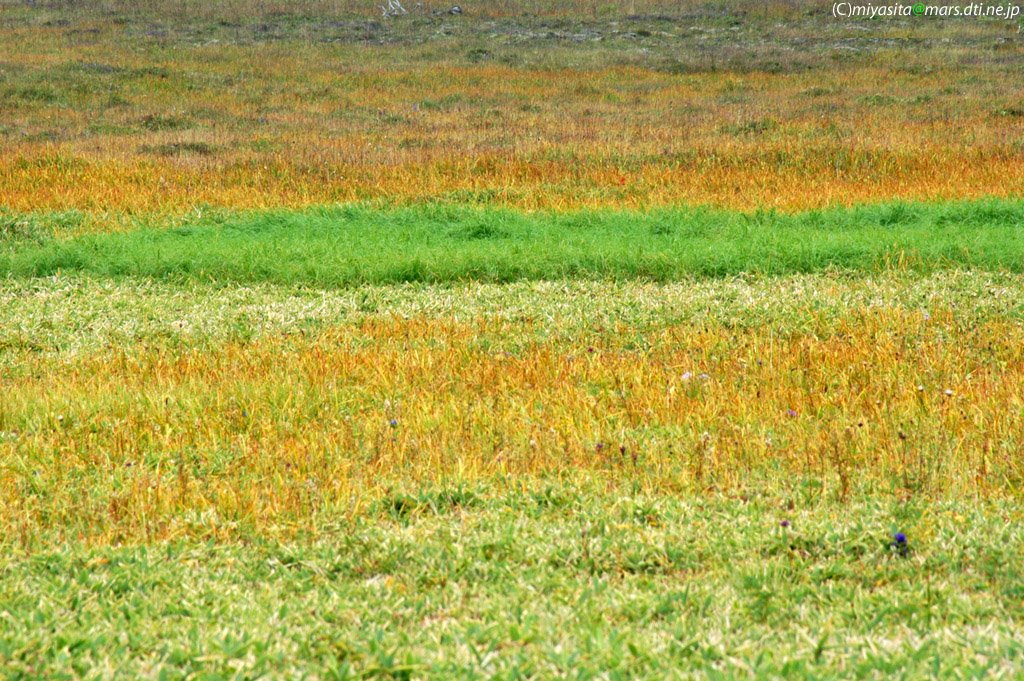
left=2, top=199, right=1024, bottom=286
left=1, top=487, right=1023, bottom=678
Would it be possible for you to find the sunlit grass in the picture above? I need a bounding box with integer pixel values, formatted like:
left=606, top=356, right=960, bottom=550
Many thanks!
left=3, top=4, right=1024, bottom=676
left=2, top=270, right=1024, bottom=357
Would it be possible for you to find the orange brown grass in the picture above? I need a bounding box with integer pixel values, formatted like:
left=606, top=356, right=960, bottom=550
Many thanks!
left=3, top=308, right=1023, bottom=544
left=1, top=16, right=1023, bottom=213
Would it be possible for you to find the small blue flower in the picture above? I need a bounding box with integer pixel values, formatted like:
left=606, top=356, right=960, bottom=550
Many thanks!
left=389, top=418, right=398, bottom=428
left=780, top=520, right=790, bottom=528
left=892, top=531, right=910, bottom=556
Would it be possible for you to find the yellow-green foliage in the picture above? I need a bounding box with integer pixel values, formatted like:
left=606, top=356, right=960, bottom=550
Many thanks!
left=3, top=274, right=1023, bottom=545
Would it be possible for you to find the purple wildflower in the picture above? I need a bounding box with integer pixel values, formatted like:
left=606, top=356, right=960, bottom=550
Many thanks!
left=892, top=531, right=910, bottom=556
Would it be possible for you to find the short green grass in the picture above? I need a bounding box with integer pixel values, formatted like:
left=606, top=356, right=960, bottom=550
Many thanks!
left=3, top=199, right=1024, bottom=286
left=2, top=487, right=1023, bottom=679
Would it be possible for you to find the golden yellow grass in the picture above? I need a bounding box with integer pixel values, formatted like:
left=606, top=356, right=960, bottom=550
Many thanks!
left=4, top=306, right=1023, bottom=545
left=2, top=18, right=1023, bottom=213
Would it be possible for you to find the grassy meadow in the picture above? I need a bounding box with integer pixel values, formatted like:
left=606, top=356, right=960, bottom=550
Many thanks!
left=3, top=1, right=1024, bottom=678
left=1, top=0, right=1024, bottom=211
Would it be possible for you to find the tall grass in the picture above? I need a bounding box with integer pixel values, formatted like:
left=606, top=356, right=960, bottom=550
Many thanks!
left=3, top=281, right=1024, bottom=545
left=0, top=6, right=1021, bottom=211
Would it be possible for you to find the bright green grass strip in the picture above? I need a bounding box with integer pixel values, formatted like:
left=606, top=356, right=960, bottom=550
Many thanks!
left=2, top=199, right=1024, bottom=285
left=1, top=488, right=1023, bottom=679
